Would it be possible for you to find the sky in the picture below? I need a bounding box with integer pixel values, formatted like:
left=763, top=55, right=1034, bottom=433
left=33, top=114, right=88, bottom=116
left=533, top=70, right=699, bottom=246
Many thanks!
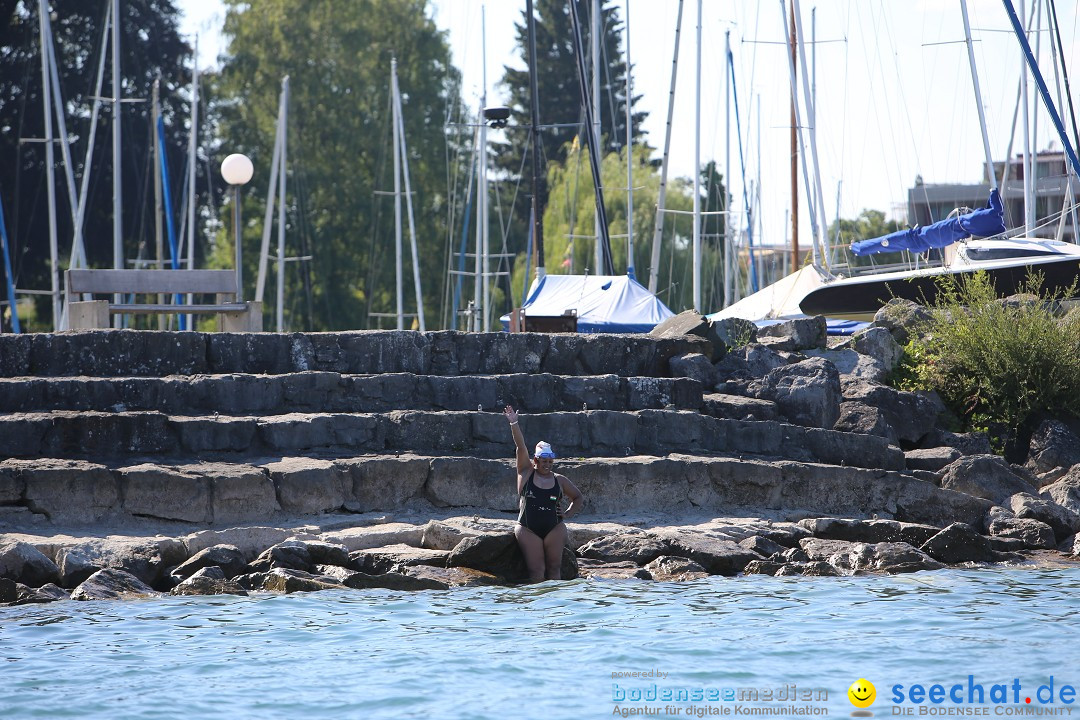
left=177, top=0, right=1080, bottom=250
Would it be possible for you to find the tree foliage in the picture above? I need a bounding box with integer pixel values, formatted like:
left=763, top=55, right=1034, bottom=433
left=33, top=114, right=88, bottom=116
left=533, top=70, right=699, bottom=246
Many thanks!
left=494, top=0, right=647, bottom=236
left=213, top=0, right=461, bottom=330
left=509, top=138, right=727, bottom=315
left=0, top=0, right=196, bottom=330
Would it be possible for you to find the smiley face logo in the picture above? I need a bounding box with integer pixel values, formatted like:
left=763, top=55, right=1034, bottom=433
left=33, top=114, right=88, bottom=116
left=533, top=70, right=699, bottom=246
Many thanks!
left=848, top=678, right=876, bottom=709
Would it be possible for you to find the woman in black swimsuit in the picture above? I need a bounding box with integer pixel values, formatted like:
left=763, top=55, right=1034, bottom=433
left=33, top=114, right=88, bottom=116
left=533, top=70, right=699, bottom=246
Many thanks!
left=504, top=405, right=584, bottom=581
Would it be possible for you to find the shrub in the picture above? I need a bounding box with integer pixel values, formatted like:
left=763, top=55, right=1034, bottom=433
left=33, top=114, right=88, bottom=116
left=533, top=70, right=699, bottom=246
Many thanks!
left=892, top=270, right=1080, bottom=450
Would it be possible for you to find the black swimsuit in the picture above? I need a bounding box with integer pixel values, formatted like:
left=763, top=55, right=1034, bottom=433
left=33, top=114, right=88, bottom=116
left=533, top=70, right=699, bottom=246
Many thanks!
left=518, top=470, right=563, bottom=539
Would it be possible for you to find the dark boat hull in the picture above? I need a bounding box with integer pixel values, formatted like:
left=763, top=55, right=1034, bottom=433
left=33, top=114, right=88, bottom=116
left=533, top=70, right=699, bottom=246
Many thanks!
left=798, top=256, right=1080, bottom=321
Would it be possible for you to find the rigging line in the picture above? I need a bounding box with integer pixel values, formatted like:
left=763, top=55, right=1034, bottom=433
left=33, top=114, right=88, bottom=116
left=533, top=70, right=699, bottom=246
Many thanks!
left=1047, top=0, right=1080, bottom=163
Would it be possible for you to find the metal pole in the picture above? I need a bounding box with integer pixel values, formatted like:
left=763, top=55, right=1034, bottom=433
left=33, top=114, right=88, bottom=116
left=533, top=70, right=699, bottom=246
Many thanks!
left=153, top=79, right=164, bottom=328
left=649, top=0, right=684, bottom=294
left=396, top=71, right=426, bottom=331
left=37, top=0, right=60, bottom=330
left=526, top=0, right=545, bottom=278
left=724, top=29, right=732, bottom=308
left=480, top=6, right=490, bottom=330
left=277, top=77, right=288, bottom=332
left=391, top=58, right=403, bottom=329
left=789, top=0, right=799, bottom=270
left=692, top=0, right=701, bottom=312
left=960, top=0, right=997, bottom=190
left=187, top=35, right=199, bottom=330
left=112, top=0, right=122, bottom=307
left=234, top=185, right=243, bottom=302
left=624, top=0, right=634, bottom=279
left=592, top=0, right=602, bottom=273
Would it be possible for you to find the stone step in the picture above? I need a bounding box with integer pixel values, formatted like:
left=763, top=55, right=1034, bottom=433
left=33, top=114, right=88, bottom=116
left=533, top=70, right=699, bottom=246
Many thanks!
left=0, top=453, right=989, bottom=530
left=0, top=372, right=702, bottom=415
left=0, top=330, right=708, bottom=379
left=0, top=409, right=904, bottom=470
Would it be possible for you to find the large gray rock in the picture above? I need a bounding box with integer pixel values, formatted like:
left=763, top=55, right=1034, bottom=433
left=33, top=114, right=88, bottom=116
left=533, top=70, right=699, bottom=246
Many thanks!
left=905, top=447, right=962, bottom=473
left=53, top=538, right=187, bottom=588
left=753, top=357, right=841, bottom=429
left=833, top=402, right=898, bottom=445
left=264, top=457, right=348, bottom=514
left=249, top=540, right=350, bottom=574
left=841, top=379, right=945, bottom=445
left=797, top=518, right=939, bottom=547
left=873, top=299, right=931, bottom=345
left=669, top=353, right=718, bottom=387
left=804, top=348, right=887, bottom=382
left=0, top=541, right=60, bottom=587
left=702, top=393, right=779, bottom=422
left=849, top=327, right=903, bottom=371
left=919, top=523, right=993, bottom=564
left=918, top=430, right=993, bottom=457
left=15, top=459, right=119, bottom=523
left=1007, top=493, right=1080, bottom=542
left=116, top=464, right=212, bottom=523
left=260, top=568, right=345, bottom=593
left=658, top=532, right=762, bottom=575
left=756, top=316, right=827, bottom=351
left=446, top=532, right=577, bottom=581
left=940, top=455, right=1038, bottom=504
left=1042, top=468, right=1080, bottom=514
left=170, top=545, right=249, bottom=582
left=170, top=567, right=248, bottom=596
left=349, top=544, right=450, bottom=574
left=987, top=516, right=1056, bottom=549
left=0, top=464, right=23, bottom=505
left=71, top=568, right=160, bottom=600
left=577, top=533, right=675, bottom=565
left=641, top=556, right=709, bottom=581
left=799, top=538, right=943, bottom=574
left=316, top=565, right=448, bottom=591
left=1026, top=420, right=1080, bottom=477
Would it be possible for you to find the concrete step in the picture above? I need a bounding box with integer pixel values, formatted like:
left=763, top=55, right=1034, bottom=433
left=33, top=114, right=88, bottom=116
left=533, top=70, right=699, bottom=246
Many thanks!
left=0, top=408, right=904, bottom=471
left=0, top=372, right=702, bottom=415
left=0, top=330, right=709, bottom=379
left=0, top=453, right=989, bottom=530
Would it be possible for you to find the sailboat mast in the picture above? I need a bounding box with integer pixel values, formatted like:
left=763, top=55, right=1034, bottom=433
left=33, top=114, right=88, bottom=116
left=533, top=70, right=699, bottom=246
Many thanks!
left=480, top=6, right=490, bottom=331
left=37, top=0, right=60, bottom=330
left=526, top=0, right=545, bottom=279
left=789, top=0, right=798, bottom=270
left=959, top=0, right=997, bottom=190
left=392, top=57, right=404, bottom=330
left=723, top=29, right=732, bottom=308
left=624, top=0, right=633, bottom=279
left=276, top=76, right=288, bottom=332
left=592, top=0, right=602, bottom=273
left=648, top=0, right=684, bottom=295
left=692, top=0, right=701, bottom=312
left=112, top=0, right=122, bottom=308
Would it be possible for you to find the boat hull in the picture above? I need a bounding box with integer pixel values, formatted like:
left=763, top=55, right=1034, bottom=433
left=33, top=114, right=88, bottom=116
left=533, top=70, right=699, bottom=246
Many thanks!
left=798, top=256, right=1080, bottom=321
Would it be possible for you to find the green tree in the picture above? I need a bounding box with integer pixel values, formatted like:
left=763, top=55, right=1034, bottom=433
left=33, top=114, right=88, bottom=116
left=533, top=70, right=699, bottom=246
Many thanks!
left=0, top=0, right=195, bottom=330
left=493, top=0, right=646, bottom=251
left=511, top=138, right=729, bottom=314
left=213, top=0, right=461, bottom=330
left=828, top=209, right=905, bottom=267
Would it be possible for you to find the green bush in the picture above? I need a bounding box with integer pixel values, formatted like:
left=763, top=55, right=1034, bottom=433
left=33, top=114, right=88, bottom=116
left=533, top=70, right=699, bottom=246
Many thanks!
left=892, top=270, right=1080, bottom=449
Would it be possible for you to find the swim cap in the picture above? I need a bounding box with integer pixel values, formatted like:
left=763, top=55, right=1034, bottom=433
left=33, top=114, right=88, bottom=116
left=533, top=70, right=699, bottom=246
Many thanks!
left=534, top=441, right=556, bottom=459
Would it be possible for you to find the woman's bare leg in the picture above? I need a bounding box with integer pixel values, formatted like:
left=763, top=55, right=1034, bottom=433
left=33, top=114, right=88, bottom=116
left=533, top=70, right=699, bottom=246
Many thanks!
left=543, top=522, right=568, bottom=580
left=515, top=524, right=546, bottom=582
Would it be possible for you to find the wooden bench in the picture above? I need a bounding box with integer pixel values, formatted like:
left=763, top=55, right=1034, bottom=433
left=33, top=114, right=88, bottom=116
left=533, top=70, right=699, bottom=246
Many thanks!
left=66, top=269, right=262, bottom=331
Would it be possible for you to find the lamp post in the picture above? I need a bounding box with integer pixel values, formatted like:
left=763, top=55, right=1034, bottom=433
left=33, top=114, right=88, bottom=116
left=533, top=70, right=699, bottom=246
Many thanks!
left=221, top=153, right=253, bottom=301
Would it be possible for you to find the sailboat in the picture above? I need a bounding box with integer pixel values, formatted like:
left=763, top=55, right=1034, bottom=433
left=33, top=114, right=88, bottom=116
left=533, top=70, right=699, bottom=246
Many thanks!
left=713, top=0, right=1080, bottom=327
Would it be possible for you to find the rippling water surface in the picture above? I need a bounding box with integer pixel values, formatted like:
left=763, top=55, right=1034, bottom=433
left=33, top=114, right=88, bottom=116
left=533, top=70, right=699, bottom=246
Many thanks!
left=3, top=567, right=1079, bottom=719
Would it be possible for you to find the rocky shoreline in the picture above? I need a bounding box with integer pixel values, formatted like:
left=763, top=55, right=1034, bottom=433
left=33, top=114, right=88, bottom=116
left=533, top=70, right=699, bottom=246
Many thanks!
left=3, top=305, right=1080, bottom=605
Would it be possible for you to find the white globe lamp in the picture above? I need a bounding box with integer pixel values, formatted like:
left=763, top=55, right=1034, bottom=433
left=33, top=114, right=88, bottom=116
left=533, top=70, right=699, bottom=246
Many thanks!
left=220, top=153, right=254, bottom=301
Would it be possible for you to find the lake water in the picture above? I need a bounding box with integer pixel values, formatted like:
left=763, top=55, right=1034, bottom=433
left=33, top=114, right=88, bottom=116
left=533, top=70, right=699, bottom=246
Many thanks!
left=3, top=566, right=1079, bottom=719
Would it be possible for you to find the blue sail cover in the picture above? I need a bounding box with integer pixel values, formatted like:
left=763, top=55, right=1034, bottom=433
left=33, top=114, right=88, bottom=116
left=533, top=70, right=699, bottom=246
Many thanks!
left=851, top=189, right=1006, bottom=256
left=500, top=274, right=674, bottom=333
